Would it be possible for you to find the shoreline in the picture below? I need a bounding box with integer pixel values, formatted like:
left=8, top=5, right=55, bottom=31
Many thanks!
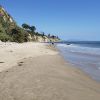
left=57, top=44, right=100, bottom=82
left=0, top=42, right=100, bottom=100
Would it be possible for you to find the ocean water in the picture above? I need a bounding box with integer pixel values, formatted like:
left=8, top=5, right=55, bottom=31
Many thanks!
left=56, top=41, right=100, bottom=82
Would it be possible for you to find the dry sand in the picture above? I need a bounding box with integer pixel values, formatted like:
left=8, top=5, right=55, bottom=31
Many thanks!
left=0, top=42, right=100, bottom=100
left=0, top=42, right=57, bottom=72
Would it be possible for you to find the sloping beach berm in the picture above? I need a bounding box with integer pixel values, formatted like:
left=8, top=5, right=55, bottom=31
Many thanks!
left=0, top=42, right=100, bottom=100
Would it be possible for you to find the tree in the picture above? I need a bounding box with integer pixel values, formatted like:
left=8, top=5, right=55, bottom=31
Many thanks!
left=22, top=23, right=36, bottom=35
left=48, top=34, right=51, bottom=38
left=41, top=32, right=45, bottom=37
left=29, top=26, right=36, bottom=33
left=51, top=35, right=56, bottom=39
left=22, top=23, right=30, bottom=30
left=56, top=36, right=59, bottom=39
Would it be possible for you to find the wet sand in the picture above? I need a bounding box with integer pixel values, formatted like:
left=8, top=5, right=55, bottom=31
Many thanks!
left=0, top=42, right=100, bottom=100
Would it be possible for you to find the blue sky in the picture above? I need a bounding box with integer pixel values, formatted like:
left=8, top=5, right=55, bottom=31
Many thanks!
left=0, top=0, right=100, bottom=40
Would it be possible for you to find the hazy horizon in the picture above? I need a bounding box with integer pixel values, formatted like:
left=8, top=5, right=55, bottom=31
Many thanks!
left=0, top=0, right=100, bottom=41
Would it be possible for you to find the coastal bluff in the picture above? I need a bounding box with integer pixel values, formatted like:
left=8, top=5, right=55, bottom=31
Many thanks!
left=0, top=5, right=60, bottom=43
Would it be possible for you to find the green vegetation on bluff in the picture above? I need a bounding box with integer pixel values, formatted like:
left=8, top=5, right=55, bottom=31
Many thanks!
left=0, top=6, right=60, bottom=43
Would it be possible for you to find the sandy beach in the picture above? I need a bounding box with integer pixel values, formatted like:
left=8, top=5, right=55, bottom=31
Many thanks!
left=0, top=42, right=57, bottom=72
left=0, top=42, right=100, bottom=100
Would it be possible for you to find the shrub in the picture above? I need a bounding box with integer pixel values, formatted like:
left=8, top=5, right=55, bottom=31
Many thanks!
left=0, top=32, right=12, bottom=42
left=10, top=27, right=29, bottom=43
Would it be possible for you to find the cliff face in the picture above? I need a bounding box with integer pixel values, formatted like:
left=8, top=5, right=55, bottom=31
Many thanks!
left=0, top=6, right=16, bottom=29
left=0, top=5, right=17, bottom=38
left=0, top=6, right=60, bottom=42
left=0, top=6, right=14, bottom=23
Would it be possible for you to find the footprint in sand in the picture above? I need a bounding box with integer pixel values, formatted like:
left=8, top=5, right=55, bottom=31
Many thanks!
left=18, top=62, right=24, bottom=66
left=9, top=50, right=13, bottom=52
left=6, top=70, right=9, bottom=72
left=0, top=62, right=4, bottom=63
